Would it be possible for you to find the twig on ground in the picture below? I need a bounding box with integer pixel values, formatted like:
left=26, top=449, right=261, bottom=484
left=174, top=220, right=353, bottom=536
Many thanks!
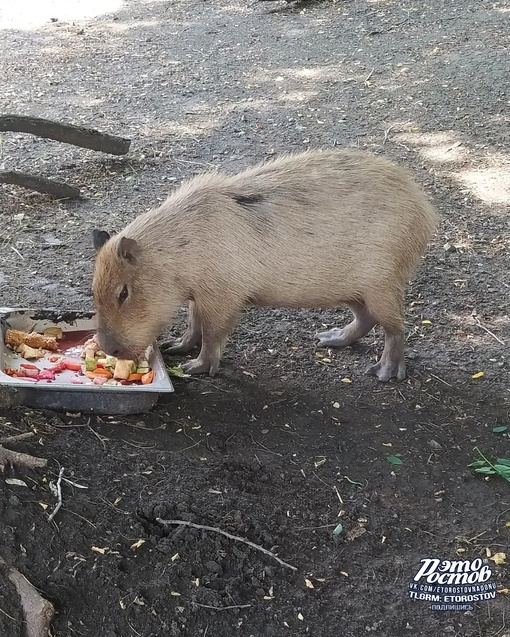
left=47, top=467, right=64, bottom=523
left=0, top=432, right=34, bottom=445
left=0, top=446, right=47, bottom=472
left=474, top=317, right=505, bottom=346
left=192, top=602, right=252, bottom=611
left=0, top=558, right=55, bottom=637
left=156, top=518, right=297, bottom=571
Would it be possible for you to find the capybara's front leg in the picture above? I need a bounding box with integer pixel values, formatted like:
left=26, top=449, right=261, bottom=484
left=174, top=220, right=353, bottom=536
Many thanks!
left=182, top=302, right=241, bottom=377
left=364, top=292, right=406, bottom=382
left=164, top=301, right=202, bottom=354
left=367, top=330, right=406, bottom=381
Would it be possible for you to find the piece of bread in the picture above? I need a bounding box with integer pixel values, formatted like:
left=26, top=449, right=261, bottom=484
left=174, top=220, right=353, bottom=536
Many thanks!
left=5, top=329, right=59, bottom=352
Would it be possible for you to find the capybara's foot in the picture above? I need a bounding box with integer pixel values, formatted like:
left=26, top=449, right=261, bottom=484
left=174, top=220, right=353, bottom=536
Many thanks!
left=367, top=359, right=406, bottom=382
left=316, top=327, right=356, bottom=348
left=182, top=356, right=219, bottom=377
left=317, top=303, right=377, bottom=348
left=163, top=337, right=197, bottom=355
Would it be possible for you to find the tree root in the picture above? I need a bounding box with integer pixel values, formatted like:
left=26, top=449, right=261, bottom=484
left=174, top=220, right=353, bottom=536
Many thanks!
left=0, top=559, right=54, bottom=637
left=0, top=446, right=47, bottom=472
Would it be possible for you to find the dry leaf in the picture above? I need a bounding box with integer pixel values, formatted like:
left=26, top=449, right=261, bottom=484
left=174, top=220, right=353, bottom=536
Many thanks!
left=39, top=502, right=49, bottom=510
left=332, top=402, right=340, bottom=408
left=471, top=371, right=484, bottom=379
left=346, top=526, right=367, bottom=541
left=421, top=320, right=432, bottom=325
left=5, top=478, right=27, bottom=487
left=304, top=579, right=314, bottom=589
left=489, top=552, right=506, bottom=565
left=498, top=588, right=509, bottom=594
left=130, top=539, right=145, bottom=550
left=297, top=613, right=304, bottom=621
left=91, top=546, right=108, bottom=555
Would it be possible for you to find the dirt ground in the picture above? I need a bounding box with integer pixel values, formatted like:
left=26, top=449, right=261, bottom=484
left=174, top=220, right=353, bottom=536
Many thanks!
left=1, top=1, right=509, bottom=636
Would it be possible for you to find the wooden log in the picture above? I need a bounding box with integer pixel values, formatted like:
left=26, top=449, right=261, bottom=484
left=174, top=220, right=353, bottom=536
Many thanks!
left=0, top=114, right=131, bottom=155
left=0, top=171, right=81, bottom=199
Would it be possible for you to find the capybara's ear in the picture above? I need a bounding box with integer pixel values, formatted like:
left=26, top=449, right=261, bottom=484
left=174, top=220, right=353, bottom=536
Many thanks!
left=92, top=229, right=111, bottom=252
left=117, top=237, right=139, bottom=265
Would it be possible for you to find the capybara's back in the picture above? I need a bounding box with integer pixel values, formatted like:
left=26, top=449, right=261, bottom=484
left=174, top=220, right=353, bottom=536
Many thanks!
left=92, top=149, right=438, bottom=382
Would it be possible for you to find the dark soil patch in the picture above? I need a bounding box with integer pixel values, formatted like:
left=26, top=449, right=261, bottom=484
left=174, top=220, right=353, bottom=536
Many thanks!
left=1, top=1, right=509, bottom=636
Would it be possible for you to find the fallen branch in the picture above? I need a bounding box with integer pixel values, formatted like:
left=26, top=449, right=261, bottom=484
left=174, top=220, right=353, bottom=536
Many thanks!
left=47, top=467, right=64, bottom=523
left=156, top=518, right=297, bottom=572
left=0, top=114, right=131, bottom=155
left=0, top=432, right=34, bottom=445
left=0, top=171, right=81, bottom=199
left=0, top=559, right=54, bottom=637
left=0, top=446, right=47, bottom=472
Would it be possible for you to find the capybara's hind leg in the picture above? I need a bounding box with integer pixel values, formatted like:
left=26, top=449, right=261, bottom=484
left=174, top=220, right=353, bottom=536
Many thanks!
left=365, top=293, right=406, bottom=382
left=164, top=301, right=202, bottom=354
left=316, top=301, right=376, bottom=348
left=367, top=331, right=405, bottom=382
left=182, top=301, right=241, bottom=377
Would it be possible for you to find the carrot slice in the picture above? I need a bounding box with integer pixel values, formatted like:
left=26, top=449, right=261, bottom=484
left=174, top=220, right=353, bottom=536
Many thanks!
left=20, top=363, right=39, bottom=370
left=91, top=368, right=113, bottom=378
left=64, top=361, right=82, bottom=372
left=141, top=370, right=155, bottom=384
left=85, top=369, right=112, bottom=380
left=127, top=373, right=144, bottom=382
left=48, top=356, right=60, bottom=363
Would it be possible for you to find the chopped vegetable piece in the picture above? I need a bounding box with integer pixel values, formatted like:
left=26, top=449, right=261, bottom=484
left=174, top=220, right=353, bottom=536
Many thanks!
left=44, top=327, right=63, bottom=339
left=71, top=377, right=84, bottom=385
left=93, top=376, right=108, bottom=385
left=141, top=370, right=155, bottom=385
left=20, top=345, right=45, bottom=360
left=113, top=359, right=136, bottom=380
left=48, top=356, right=60, bottom=363
left=127, top=373, right=144, bottom=382
left=105, top=356, right=117, bottom=369
left=85, top=357, right=97, bottom=372
left=20, top=363, right=39, bottom=370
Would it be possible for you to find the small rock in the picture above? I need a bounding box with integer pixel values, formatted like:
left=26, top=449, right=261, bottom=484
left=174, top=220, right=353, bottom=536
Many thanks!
left=443, top=242, right=456, bottom=253
left=9, top=495, right=21, bottom=507
left=205, top=560, right=222, bottom=574
left=429, top=439, right=442, bottom=450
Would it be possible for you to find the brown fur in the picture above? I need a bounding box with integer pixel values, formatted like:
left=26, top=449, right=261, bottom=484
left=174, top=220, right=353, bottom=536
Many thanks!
left=92, top=149, right=438, bottom=381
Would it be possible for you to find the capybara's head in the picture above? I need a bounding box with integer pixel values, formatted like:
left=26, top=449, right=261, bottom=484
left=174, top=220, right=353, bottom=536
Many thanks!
left=91, top=229, right=169, bottom=359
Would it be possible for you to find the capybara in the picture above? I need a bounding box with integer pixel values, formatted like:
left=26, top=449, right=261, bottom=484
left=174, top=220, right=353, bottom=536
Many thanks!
left=91, top=149, right=438, bottom=381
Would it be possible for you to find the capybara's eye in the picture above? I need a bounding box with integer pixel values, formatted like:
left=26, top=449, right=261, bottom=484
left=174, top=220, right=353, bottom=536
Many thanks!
left=118, top=285, right=129, bottom=305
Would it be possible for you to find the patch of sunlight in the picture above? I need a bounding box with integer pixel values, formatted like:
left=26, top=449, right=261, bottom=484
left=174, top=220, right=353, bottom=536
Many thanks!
left=454, top=166, right=510, bottom=206
left=0, top=0, right=123, bottom=30
left=393, top=130, right=469, bottom=164
left=278, top=90, right=319, bottom=103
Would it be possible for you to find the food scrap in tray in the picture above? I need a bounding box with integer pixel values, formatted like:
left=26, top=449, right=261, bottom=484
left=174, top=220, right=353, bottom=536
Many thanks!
left=3, top=329, right=155, bottom=386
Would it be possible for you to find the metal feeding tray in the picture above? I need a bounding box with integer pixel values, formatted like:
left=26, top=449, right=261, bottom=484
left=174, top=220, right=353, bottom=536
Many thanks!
left=0, top=307, right=174, bottom=415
